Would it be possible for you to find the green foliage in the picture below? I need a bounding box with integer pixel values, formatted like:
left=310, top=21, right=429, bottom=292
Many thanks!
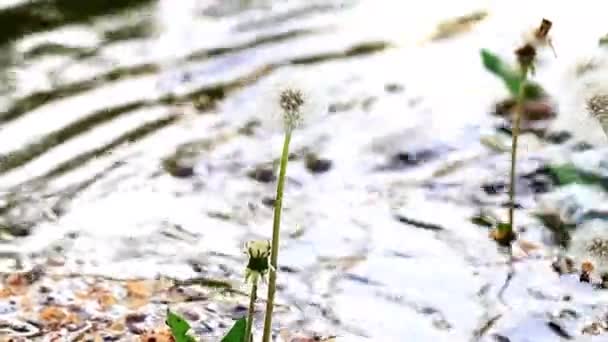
left=546, top=164, right=604, bottom=187
left=166, top=309, right=196, bottom=342
left=221, top=318, right=247, bottom=342
left=480, top=49, right=544, bottom=100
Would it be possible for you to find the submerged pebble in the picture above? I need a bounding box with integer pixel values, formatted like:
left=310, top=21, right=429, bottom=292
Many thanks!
left=305, top=154, right=332, bottom=174
left=248, top=165, right=276, bottom=183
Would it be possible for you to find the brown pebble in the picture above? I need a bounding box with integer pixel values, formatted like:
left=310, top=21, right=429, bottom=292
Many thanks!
left=248, top=166, right=275, bottom=183
left=182, top=309, right=200, bottom=321
left=125, top=313, right=147, bottom=324
left=305, top=154, right=332, bottom=174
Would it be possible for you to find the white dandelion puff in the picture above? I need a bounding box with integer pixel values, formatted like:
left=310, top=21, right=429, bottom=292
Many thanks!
left=568, top=220, right=608, bottom=277
left=257, top=69, right=328, bottom=133
left=586, top=93, right=608, bottom=136
left=551, top=63, right=608, bottom=145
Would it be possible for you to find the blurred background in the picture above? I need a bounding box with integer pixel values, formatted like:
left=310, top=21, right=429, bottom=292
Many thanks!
left=0, top=0, right=608, bottom=341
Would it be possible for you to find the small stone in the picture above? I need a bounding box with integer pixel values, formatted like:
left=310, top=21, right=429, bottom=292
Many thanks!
left=546, top=321, right=572, bottom=339
left=305, top=154, right=332, bottom=174
left=125, top=313, right=147, bottom=324
left=232, top=304, right=248, bottom=318
left=262, top=197, right=275, bottom=207
left=546, top=131, right=572, bottom=144
left=181, top=309, right=200, bottom=322
left=384, top=83, right=404, bottom=93
left=380, top=149, right=438, bottom=171
left=481, top=182, right=506, bottom=195
left=238, top=120, right=260, bottom=136
left=572, top=142, right=593, bottom=151
left=162, top=158, right=194, bottom=178
left=248, top=166, right=275, bottom=183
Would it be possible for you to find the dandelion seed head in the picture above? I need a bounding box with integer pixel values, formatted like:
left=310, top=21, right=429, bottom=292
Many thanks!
left=586, top=94, right=608, bottom=123
left=568, top=221, right=608, bottom=276
left=256, top=69, right=328, bottom=133
left=551, top=65, right=608, bottom=145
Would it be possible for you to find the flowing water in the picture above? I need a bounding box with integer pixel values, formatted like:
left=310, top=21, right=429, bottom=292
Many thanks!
left=0, top=0, right=608, bottom=340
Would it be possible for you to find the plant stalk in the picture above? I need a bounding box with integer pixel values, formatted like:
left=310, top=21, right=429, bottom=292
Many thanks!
left=507, top=65, right=529, bottom=234
left=262, top=130, right=292, bottom=342
left=244, top=281, right=258, bottom=342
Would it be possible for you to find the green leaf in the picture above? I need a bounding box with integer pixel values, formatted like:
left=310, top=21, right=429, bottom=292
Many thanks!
left=221, top=318, right=247, bottom=342
left=166, top=309, right=196, bottom=342
left=546, top=164, right=603, bottom=186
left=600, top=33, right=608, bottom=46
left=481, top=49, right=521, bottom=96
left=480, top=49, right=544, bottom=100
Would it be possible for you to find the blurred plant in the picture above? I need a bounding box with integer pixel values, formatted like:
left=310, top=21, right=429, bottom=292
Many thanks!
left=481, top=18, right=554, bottom=246
left=568, top=221, right=608, bottom=286
left=586, top=94, right=608, bottom=136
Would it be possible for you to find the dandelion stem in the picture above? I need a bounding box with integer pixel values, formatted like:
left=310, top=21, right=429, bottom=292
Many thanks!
left=507, top=66, right=529, bottom=234
left=262, top=129, right=292, bottom=342
left=244, top=281, right=258, bottom=342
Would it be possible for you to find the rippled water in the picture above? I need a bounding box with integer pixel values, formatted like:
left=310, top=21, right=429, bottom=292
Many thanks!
left=1, top=0, right=608, bottom=340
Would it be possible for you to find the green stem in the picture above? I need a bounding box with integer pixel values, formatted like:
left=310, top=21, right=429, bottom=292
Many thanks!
left=507, top=66, right=529, bottom=234
left=244, top=281, right=258, bottom=342
left=262, top=130, right=292, bottom=342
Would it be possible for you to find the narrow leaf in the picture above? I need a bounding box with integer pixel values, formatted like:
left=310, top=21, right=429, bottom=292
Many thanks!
left=481, top=49, right=521, bottom=96
left=221, top=318, right=247, bottom=342
left=480, top=49, right=544, bottom=100
left=166, top=309, right=196, bottom=342
left=546, top=164, right=603, bottom=186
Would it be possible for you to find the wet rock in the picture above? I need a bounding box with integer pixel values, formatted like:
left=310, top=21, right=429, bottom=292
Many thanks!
left=361, top=96, right=377, bottom=111
left=305, top=154, right=332, bottom=174
left=379, top=149, right=438, bottom=171
left=181, top=309, right=200, bottom=322
left=492, top=334, right=511, bottom=342
left=230, top=304, right=248, bottom=319
left=394, top=214, right=444, bottom=231
left=394, top=150, right=436, bottom=166
left=546, top=131, right=572, bottom=144
left=247, top=165, right=276, bottom=183
left=2, top=223, right=32, bottom=238
left=262, top=197, right=275, bottom=207
left=162, top=157, right=195, bottom=178
left=572, top=141, right=594, bottom=151
left=328, top=101, right=356, bottom=113
left=547, top=321, right=573, bottom=339
left=384, top=83, right=404, bottom=93
left=521, top=169, right=554, bottom=194
left=238, top=119, right=261, bottom=136
left=481, top=181, right=506, bottom=196
left=125, top=313, right=147, bottom=324
left=193, top=320, right=214, bottom=334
